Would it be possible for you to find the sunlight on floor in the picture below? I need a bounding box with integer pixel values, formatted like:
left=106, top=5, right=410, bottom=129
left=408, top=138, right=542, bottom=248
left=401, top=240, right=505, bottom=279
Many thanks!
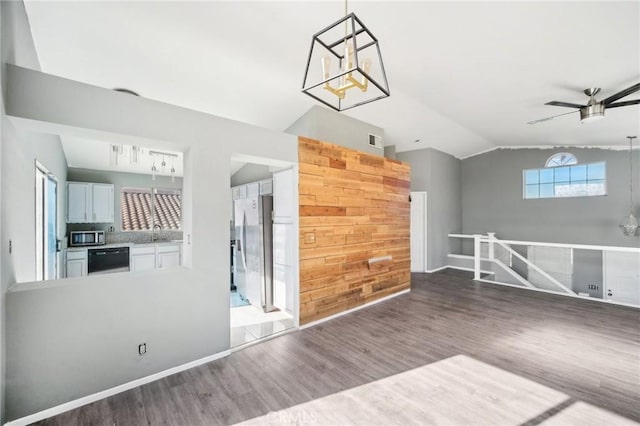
left=234, top=354, right=638, bottom=426
left=230, top=305, right=294, bottom=348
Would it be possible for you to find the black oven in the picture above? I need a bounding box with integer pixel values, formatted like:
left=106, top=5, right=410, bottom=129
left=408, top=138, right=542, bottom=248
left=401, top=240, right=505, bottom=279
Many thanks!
left=88, top=247, right=130, bottom=275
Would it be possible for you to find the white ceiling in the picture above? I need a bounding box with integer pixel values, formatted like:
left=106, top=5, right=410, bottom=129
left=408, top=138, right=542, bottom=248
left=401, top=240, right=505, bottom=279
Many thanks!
left=24, top=1, right=640, bottom=159
left=63, top=137, right=184, bottom=177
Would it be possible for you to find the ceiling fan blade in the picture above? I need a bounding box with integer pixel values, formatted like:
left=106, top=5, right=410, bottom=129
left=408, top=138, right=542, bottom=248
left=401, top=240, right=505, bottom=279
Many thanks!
left=527, top=110, right=579, bottom=125
left=606, top=99, right=640, bottom=108
left=545, top=101, right=585, bottom=108
left=603, top=83, right=640, bottom=105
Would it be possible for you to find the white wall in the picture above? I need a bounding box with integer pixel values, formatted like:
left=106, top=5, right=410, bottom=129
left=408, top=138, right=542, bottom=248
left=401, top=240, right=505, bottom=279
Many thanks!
left=285, top=105, right=385, bottom=156
left=1, top=2, right=68, bottom=422
left=3, top=65, right=298, bottom=420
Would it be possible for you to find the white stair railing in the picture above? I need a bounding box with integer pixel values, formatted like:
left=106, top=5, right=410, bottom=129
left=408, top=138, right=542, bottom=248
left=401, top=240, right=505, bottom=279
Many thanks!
left=485, top=234, right=575, bottom=295
left=448, top=233, right=640, bottom=307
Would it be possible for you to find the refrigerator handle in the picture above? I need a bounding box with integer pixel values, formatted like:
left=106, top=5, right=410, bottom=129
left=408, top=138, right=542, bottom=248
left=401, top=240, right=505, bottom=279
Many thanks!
left=240, top=211, right=248, bottom=271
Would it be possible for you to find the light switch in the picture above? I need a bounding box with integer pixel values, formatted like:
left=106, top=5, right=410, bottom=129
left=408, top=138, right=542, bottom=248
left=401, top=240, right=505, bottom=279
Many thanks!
left=304, top=233, right=316, bottom=244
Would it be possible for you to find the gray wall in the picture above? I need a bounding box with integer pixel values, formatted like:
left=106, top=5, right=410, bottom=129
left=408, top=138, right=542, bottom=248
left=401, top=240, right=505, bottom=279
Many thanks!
left=573, top=250, right=603, bottom=298
left=4, top=65, right=298, bottom=420
left=397, top=148, right=462, bottom=271
left=462, top=147, right=640, bottom=247
left=1, top=3, right=68, bottom=421
left=285, top=105, right=385, bottom=156
left=67, top=168, right=182, bottom=233
left=384, top=145, right=396, bottom=160
left=230, top=163, right=271, bottom=187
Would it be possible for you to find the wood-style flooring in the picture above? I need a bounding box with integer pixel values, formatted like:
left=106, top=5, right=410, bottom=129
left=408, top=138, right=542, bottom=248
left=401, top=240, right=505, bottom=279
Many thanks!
left=36, top=270, right=640, bottom=425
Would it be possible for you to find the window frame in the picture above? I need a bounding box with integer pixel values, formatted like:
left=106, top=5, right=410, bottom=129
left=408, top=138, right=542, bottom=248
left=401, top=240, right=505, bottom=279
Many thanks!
left=121, top=186, right=182, bottom=231
left=523, top=160, right=607, bottom=200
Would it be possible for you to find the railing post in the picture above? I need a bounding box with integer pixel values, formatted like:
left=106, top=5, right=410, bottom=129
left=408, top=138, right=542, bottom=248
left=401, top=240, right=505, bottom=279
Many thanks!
left=487, top=232, right=496, bottom=261
left=473, top=234, right=482, bottom=280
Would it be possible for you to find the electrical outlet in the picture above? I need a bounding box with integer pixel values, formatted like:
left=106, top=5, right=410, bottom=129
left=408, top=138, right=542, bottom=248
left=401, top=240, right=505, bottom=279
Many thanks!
left=138, top=343, right=147, bottom=355
left=9, top=240, right=12, bottom=254
left=588, top=284, right=599, bottom=290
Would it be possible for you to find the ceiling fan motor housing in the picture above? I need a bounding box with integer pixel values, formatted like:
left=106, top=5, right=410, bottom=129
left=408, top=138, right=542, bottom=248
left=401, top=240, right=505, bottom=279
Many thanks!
left=580, top=102, right=605, bottom=122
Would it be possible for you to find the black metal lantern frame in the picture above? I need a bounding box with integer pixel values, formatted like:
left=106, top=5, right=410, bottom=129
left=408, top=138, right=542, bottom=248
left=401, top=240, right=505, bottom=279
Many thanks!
left=302, top=13, right=390, bottom=111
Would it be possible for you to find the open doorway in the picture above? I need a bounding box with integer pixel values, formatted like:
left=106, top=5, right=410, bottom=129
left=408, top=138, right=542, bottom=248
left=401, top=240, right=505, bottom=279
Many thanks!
left=35, top=162, right=59, bottom=280
left=229, top=157, right=297, bottom=348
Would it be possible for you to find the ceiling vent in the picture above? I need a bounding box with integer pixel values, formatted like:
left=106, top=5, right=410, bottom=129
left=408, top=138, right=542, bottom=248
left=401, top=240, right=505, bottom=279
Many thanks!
left=368, top=133, right=383, bottom=149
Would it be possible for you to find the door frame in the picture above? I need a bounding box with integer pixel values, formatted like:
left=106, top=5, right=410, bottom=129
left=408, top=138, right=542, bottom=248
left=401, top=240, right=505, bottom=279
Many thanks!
left=410, top=191, right=427, bottom=273
left=35, top=160, right=59, bottom=281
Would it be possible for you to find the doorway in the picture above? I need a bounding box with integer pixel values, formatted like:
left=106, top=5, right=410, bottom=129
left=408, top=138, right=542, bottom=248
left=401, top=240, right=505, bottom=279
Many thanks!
left=229, top=158, right=297, bottom=348
left=410, top=191, right=427, bottom=273
left=35, top=162, right=58, bottom=281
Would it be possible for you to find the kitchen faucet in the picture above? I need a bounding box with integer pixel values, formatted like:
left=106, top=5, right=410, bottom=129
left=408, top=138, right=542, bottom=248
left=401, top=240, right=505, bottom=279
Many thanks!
left=152, top=223, right=163, bottom=242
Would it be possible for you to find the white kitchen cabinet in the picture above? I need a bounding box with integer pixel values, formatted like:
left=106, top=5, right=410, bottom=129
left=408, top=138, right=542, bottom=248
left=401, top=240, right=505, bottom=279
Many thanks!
left=67, top=183, right=91, bottom=223
left=273, top=168, right=294, bottom=223
left=67, top=182, right=114, bottom=223
left=66, top=249, right=87, bottom=278
left=157, top=244, right=181, bottom=269
left=92, top=184, right=115, bottom=223
left=130, top=246, right=156, bottom=272
left=157, top=251, right=180, bottom=268
left=130, top=244, right=181, bottom=271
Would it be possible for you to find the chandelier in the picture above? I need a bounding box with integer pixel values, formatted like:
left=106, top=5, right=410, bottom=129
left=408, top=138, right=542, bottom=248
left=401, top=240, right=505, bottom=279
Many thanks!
left=301, top=0, right=389, bottom=111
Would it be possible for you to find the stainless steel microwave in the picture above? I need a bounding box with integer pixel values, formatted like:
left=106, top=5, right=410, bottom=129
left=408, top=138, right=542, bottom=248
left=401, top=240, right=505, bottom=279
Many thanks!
left=69, top=230, right=105, bottom=247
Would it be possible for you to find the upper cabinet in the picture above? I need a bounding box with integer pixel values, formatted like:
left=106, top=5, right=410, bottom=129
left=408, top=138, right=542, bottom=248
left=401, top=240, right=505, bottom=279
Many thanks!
left=67, top=182, right=114, bottom=223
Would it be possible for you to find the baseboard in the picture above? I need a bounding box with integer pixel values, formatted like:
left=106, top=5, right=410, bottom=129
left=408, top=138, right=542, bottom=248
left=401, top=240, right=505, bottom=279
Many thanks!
left=4, top=349, right=231, bottom=426
left=477, top=278, right=640, bottom=309
left=300, top=289, right=411, bottom=330
left=425, top=266, right=448, bottom=273
left=230, top=327, right=298, bottom=353
left=446, top=265, right=495, bottom=275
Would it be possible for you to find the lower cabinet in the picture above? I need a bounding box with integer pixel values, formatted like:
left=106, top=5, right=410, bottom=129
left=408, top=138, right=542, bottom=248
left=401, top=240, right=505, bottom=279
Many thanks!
left=131, top=254, right=156, bottom=272
left=158, top=251, right=180, bottom=268
left=66, top=250, right=87, bottom=278
left=131, top=244, right=181, bottom=271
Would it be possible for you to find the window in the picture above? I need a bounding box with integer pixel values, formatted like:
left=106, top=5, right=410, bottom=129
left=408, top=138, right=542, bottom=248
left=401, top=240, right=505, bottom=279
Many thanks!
left=121, top=187, right=182, bottom=231
left=523, top=157, right=606, bottom=199
left=545, top=153, right=577, bottom=167
left=35, top=163, right=58, bottom=280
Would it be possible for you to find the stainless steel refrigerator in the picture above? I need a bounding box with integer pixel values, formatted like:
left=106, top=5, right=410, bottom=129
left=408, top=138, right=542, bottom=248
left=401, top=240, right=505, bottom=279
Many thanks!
left=234, top=194, right=275, bottom=312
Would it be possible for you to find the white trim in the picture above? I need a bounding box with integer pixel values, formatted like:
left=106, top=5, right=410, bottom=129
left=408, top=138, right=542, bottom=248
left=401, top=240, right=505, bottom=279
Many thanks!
left=300, top=289, right=410, bottom=330
left=425, top=265, right=448, bottom=273
left=448, top=234, right=640, bottom=253
left=230, top=327, right=298, bottom=353
left=447, top=254, right=491, bottom=261
left=476, top=278, right=639, bottom=309
left=459, top=145, right=637, bottom=160
left=4, top=350, right=231, bottom=426
left=445, top=265, right=495, bottom=275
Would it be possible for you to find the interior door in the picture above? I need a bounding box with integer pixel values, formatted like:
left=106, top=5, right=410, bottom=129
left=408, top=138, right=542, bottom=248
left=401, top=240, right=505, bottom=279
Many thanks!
left=410, top=192, right=427, bottom=272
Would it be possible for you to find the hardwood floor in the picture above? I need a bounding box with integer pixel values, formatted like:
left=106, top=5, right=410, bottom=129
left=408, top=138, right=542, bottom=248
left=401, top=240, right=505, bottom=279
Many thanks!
left=37, top=270, right=640, bottom=425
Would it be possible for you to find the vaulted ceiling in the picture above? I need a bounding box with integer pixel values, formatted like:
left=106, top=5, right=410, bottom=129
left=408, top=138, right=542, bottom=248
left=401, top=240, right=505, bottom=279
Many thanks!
left=24, top=1, right=640, bottom=159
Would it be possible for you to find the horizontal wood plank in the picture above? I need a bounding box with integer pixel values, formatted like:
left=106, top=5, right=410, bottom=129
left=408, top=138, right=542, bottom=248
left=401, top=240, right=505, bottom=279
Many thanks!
left=298, top=137, right=411, bottom=324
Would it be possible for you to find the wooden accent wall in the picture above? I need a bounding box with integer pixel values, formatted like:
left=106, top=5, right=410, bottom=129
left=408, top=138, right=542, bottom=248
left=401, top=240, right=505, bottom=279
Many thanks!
left=298, top=137, right=411, bottom=325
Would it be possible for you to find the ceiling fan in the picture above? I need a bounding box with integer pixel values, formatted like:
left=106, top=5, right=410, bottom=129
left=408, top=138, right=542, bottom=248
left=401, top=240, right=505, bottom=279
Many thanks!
left=527, top=83, right=640, bottom=125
